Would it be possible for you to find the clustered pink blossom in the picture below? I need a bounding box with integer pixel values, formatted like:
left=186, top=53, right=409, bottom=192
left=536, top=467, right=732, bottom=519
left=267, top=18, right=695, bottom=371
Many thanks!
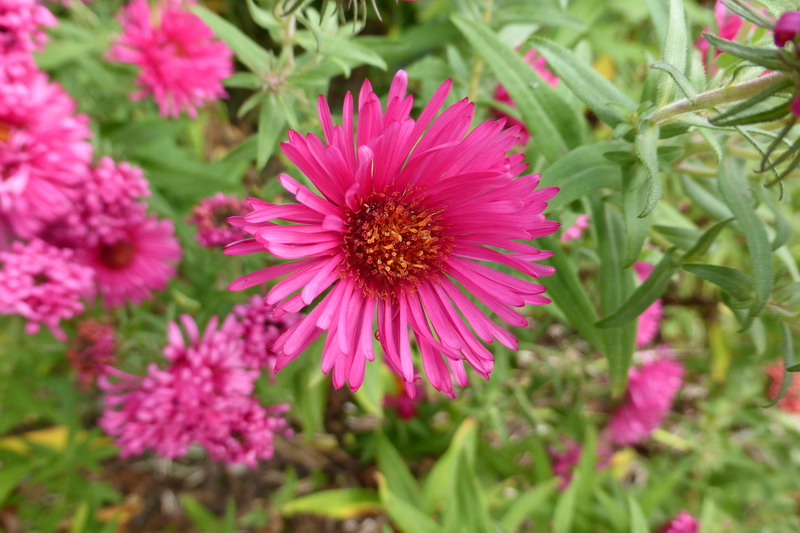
left=492, top=49, right=558, bottom=145
left=634, top=261, right=664, bottom=348
left=67, top=319, right=117, bottom=390
left=607, top=348, right=685, bottom=446
left=108, top=0, right=233, bottom=118
left=658, top=511, right=699, bottom=533
left=233, top=294, right=304, bottom=372
left=188, top=193, right=248, bottom=248
left=560, top=214, right=589, bottom=243
left=548, top=438, right=582, bottom=490
left=0, top=0, right=57, bottom=77
left=228, top=70, right=559, bottom=396
left=100, top=315, right=291, bottom=467
left=0, top=239, right=94, bottom=340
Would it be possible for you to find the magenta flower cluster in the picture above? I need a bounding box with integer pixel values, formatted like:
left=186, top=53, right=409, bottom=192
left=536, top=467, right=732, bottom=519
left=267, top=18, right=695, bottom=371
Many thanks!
left=100, top=314, right=292, bottom=467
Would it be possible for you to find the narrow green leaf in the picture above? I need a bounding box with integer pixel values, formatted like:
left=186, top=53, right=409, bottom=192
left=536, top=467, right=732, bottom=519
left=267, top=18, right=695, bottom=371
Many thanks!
left=375, top=432, right=421, bottom=508
left=721, top=0, right=775, bottom=28
left=257, top=96, right=286, bottom=169
left=245, top=0, right=281, bottom=31
left=717, top=158, right=773, bottom=316
left=0, top=464, right=29, bottom=505
left=653, top=225, right=701, bottom=251
left=679, top=176, right=733, bottom=221
left=69, top=502, right=90, bottom=533
left=296, top=33, right=388, bottom=72
left=703, top=34, right=788, bottom=70
left=660, top=0, right=689, bottom=103
left=711, top=97, right=791, bottom=127
left=377, top=475, right=441, bottom=533
left=443, top=445, right=492, bottom=533
left=598, top=250, right=678, bottom=328
left=622, top=164, right=652, bottom=268
left=650, top=60, right=696, bottom=101
left=181, top=494, right=220, bottom=530
left=635, top=122, right=662, bottom=218
left=644, top=0, right=668, bottom=50
left=500, top=481, right=558, bottom=532
left=553, top=472, right=580, bottom=533
left=628, top=496, right=649, bottom=533
left=683, top=218, right=734, bottom=262
left=683, top=263, right=753, bottom=302
left=191, top=7, right=270, bottom=75
left=533, top=38, right=635, bottom=127
left=281, top=489, right=382, bottom=519
left=422, top=418, right=478, bottom=513
left=451, top=14, right=574, bottom=163
left=758, top=186, right=792, bottom=251
left=540, top=142, right=625, bottom=208
left=538, top=236, right=604, bottom=351
left=709, top=77, right=793, bottom=124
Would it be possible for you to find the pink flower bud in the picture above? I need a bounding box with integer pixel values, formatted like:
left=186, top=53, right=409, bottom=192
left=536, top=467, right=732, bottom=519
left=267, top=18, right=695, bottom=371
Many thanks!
left=774, top=11, right=800, bottom=47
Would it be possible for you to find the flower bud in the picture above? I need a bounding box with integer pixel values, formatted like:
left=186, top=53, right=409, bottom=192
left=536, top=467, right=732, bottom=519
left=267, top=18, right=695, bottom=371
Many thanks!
left=774, top=11, right=800, bottom=47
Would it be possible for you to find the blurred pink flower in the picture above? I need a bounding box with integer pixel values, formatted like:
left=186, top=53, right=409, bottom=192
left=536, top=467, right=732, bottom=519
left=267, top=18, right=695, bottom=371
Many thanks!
left=774, top=11, right=800, bottom=47
left=492, top=49, right=559, bottom=145
left=658, top=510, right=699, bottom=533
left=109, top=0, right=233, bottom=118
left=791, top=93, right=800, bottom=117
left=100, top=314, right=290, bottom=467
left=607, top=348, right=685, bottom=446
left=227, top=70, right=559, bottom=397
left=0, top=72, right=92, bottom=239
left=697, top=0, right=745, bottom=70
left=765, top=363, right=800, bottom=414
left=633, top=261, right=664, bottom=347
left=233, top=294, right=304, bottom=373
left=548, top=438, right=582, bottom=490
left=67, top=319, right=117, bottom=390
left=188, top=193, right=248, bottom=248
left=0, top=0, right=57, bottom=58
left=81, top=213, right=181, bottom=307
left=0, top=239, right=94, bottom=341
left=383, top=380, right=425, bottom=419
left=560, top=214, right=589, bottom=243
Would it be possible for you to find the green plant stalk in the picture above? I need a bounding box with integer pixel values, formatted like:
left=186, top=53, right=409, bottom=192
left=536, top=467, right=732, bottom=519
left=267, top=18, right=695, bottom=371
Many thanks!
left=468, top=0, right=494, bottom=102
left=649, top=72, right=792, bottom=124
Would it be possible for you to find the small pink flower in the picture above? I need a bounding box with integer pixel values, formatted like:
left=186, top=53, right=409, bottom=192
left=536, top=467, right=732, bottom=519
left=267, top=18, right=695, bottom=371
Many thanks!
left=658, top=510, right=699, bottom=533
left=228, top=70, right=559, bottom=397
left=383, top=379, right=425, bottom=419
left=0, top=0, right=57, bottom=57
left=100, top=314, right=290, bottom=466
left=233, top=294, right=304, bottom=373
left=0, top=239, right=94, bottom=341
left=633, top=261, right=664, bottom=348
left=0, top=72, right=92, bottom=239
left=492, top=49, right=558, bottom=145
left=67, top=319, right=117, bottom=390
left=560, top=214, right=589, bottom=243
left=775, top=11, right=800, bottom=47
left=765, top=363, right=800, bottom=414
left=81, top=212, right=182, bottom=307
left=548, top=438, right=582, bottom=490
left=697, top=0, right=745, bottom=70
left=109, top=0, right=233, bottom=118
left=188, top=193, right=248, bottom=248
left=607, top=347, right=685, bottom=446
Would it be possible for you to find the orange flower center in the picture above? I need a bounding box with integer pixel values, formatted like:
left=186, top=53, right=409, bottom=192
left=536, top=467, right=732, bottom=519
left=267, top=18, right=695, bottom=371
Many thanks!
left=0, top=122, right=11, bottom=143
left=342, top=193, right=451, bottom=296
left=99, top=241, right=136, bottom=269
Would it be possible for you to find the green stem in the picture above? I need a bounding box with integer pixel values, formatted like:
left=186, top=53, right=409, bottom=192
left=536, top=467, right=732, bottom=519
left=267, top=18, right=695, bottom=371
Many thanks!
left=649, top=72, right=792, bottom=125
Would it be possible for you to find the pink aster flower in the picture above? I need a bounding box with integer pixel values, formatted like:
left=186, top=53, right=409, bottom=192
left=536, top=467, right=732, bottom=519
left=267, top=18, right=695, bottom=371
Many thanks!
left=492, top=49, right=558, bottom=145
left=548, top=438, right=582, bottom=491
left=0, top=239, right=94, bottom=341
left=560, top=214, right=589, bottom=243
left=46, top=156, right=150, bottom=248
left=109, top=0, right=233, bottom=118
left=607, top=348, right=685, bottom=446
left=67, top=319, right=117, bottom=390
left=634, top=261, right=664, bottom=348
left=100, top=314, right=290, bottom=466
left=233, top=294, right=304, bottom=372
left=227, top=70, right=559, bottom=397
left=658, top=511, right=699, bottom=533
left=188, top=193, right=248, bottom=248
left=697, top=1, right=745, bottom=70
left=0, top=0, right=57, bottom=57
left=81, top=213, right=182, bottom=308
left=0, top=72, right=92, bottom=239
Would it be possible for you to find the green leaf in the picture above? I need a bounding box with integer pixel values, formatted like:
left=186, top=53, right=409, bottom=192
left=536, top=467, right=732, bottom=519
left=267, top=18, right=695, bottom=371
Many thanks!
left=635, top=122, right=662, bottom=218
left=533, top=38, right=635, bottom=127
left=191, top=6, right=270, bottom=75
left=650, top=60, right=696, bottom=101
left=628, top=496, right=649, bottom=533
left=660, top=0, right=690, bottom=103
left=758, top=186, right=792, bottom=251
left=377, top=475, right=441, bottom=533
left=621, top=165, right=651, bottom=268
left=553, top=472, right=579, bottom=533
left=0, top=464, right=29, bottom=505
left=375, top=432, right=421, bottom=508
left=702, top=34, right=788, bottom=70
left=682, top=263, right=753, bottom=302
left=595, top=201, right=637, bottom=395
left=679, top=176, right=733, bottom=221
left=721, top=0, right=775, bottom=28
left=443, top=444, right=492, bottom=533
left=281, top=489, right=382, bottom=519
left=710, top=97, right=791, bottom=127
left=296, top=33, right=388, bottom=74
left=499, top=481, right=558, bottom=532
left=257, top=96, right=286, bottom=169
left=709, top=77, right=793, bottom=125
left=717, top=158, right=773, bottom=316
left=422, top=418, right=478, bottom=513
left=451, top=14, right=576, bottom=163
left=683, top=218, right=734, bottom=262
left=597, top=250, right=678, bottom=328
left=181, top=494, right=220, bottom=531
left=245, top=0, right=280, bottom=31
left=540, top=142, right=625, bottom=208
left=537, top=236, right=604, bottom=351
